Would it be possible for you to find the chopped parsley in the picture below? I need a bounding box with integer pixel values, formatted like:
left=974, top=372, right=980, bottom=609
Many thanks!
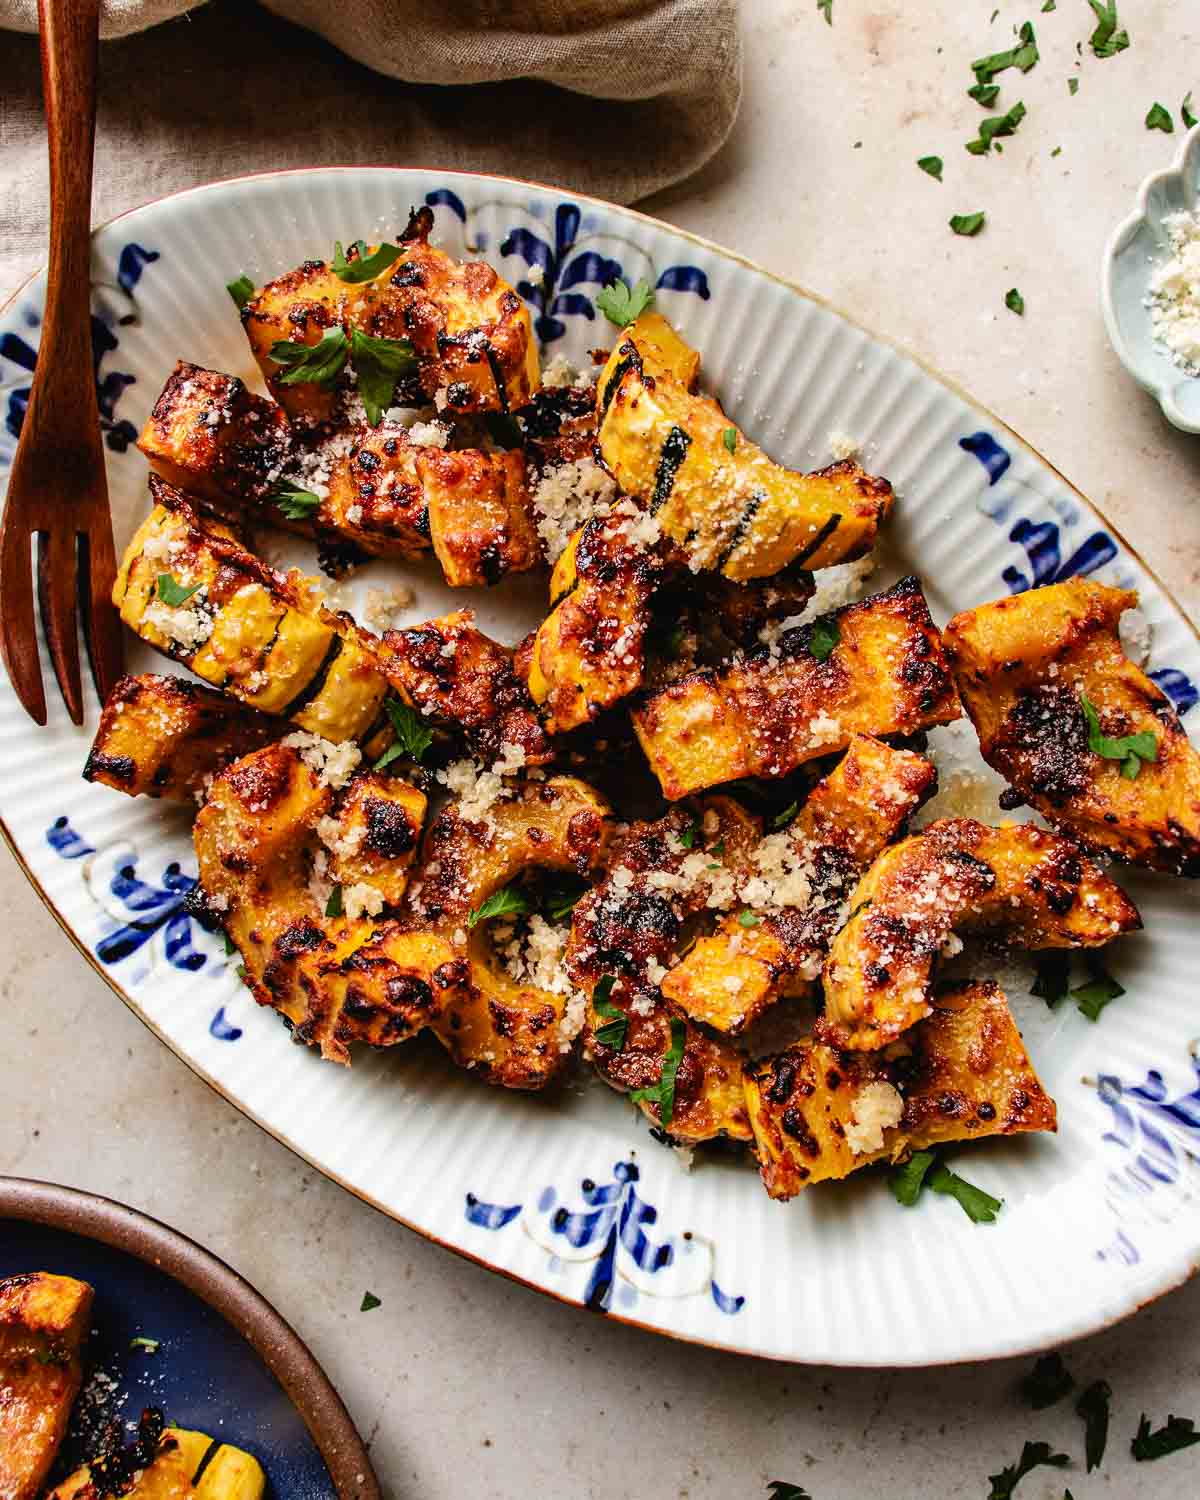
left=928, top=1161, right=1003, bottom=1222
left=269, top=327, right=349, bottom=387
left=271, top=481, right=322, bottom=521
left=807, top=615, right=840, bottom=662
left=771, top=801, right=800, bottom=831
left=360, top=1291, right=382, bottom=1312
left=1021, top=1352, right=1075, bottom=1409
left=468, top=884, right=531, bottom=929
left=767, top=1486, right=813, bottom=1500
left=1051, top=145, right=1063, bottom=156
left=374, top=698, right=434, bottom=770
left=950, top=211, right=987, bottom=237
left=1071, top=968, right=1125, bottom=1022
left=1068, top=77, right=1079, bottom=95
left=737, top=910, right=761, bottom=928
left=332, top=238, right=401, bottom=284
left=971, top=21, right=1039, bottom=88
left=1031, top=952, right=1070, bottom=1008
left=816, top=0, right=832, bottom=22
left=226, top=274, right=255, bottom=309
left=1005, top=287, right=1026, bottom=315
left=350, top=328, right=419, bottom=425
left=917, top=155, right=944, bottom=180
left=155, top=574, right=201, bottom=607
left=679, top=818, right=702, bottom=849
left=1132, top=1413, right=1200, bottom=1461
left=595, top=277, right=655, bottom=328
left=129, top=1336, right=160, bottom=1355
left=1146, top=102, right=1174, bottom=133
left=325, top=884, right=343, bottom=919
left=987, top=1440, right=1069, bottom=1499
left=1041, top=0, right=1055, bottom=8
left=890, top=1149, right=936, bottom=1206
left=543, top=878, right=589, bottom=923
left=592, top=976, right=628, bottom=1052
left=1077, top=1379, right=1111, bottom=1471
left=967, top=100, right=1027, bottom=155
left=223, top=933, right=238, bottom=957
left=630, top=1017, right=687, bottom=1129
left=968, top=82, right=1001, bottom=107
left=1087, top=0, right=1129, bottom=58
left=1079, top=694, right=1157, bottom=778
left=723, top=427, right=738, bottom=453
left=1184, top=91, right=1198, bottom=129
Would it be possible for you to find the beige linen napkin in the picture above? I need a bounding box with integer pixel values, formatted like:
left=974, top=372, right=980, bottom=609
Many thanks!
left=0, top=0, right=740, bottom=296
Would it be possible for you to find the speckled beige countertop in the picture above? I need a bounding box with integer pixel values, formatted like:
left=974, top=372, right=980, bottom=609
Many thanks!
left=4, top=2, right=1200, bottom=1495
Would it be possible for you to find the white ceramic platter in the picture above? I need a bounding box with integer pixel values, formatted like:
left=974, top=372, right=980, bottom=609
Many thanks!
left=3, top=168, right=1199, bottom=1367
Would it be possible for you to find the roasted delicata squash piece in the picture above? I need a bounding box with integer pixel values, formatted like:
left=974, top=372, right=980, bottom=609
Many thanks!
left=0, top=1272, right=92, bottom=1500
left=527, top=514, right=661, bottom=733
left=419, top=444, right=539, bottom=586
left=662, top=736, right=937, bottom=1033
left=944, top=578, right=1200, bottom=876
left=821, top=817, right=1141, bottom=1051
left=633, top=576, right=962, bottom=799
left=115, top=477, right=391, bottom=744
left=596, top=313, right=892, bottom=580
left=404, top=776, right=613, bottom=1088
left=744, top=980, right=1056, bottom=1199
left=47, top=1409, right=265, bottom=1500
left=137, top=360, right=292, bottom=522
left=316, top=420, right=430, bottom=556
left=373, top=608, right=552, bottom=767
left=84, top=674, right=282, bottom=803
left=241, top=205, right=538, bottom=426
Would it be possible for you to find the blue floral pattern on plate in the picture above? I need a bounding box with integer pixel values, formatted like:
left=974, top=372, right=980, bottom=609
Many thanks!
left=466, top=1159, right=744, bottom=1316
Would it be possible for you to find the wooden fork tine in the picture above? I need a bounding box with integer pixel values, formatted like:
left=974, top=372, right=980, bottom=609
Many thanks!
left=79, top=525, right=123, bottom=707
left=37, top=525, right=83, bottom=725
left=0, top=518, right=47, bottom=727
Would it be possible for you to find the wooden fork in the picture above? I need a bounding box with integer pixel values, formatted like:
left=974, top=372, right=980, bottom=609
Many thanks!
left=0, top=0, right=123, bottom=727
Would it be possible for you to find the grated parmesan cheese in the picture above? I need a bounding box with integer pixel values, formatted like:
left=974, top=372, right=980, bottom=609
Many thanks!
left=1148, top=210, right=1200, bottom=374
left=282, top=730, right=362, bottom=789
left=531, top=457, right=618, bottom=562
left=828, top=430, right=860, bottom=461
left=844, top=1080, right=904, bottom=1155
left=343, top=882, right=385, bottom=920
left=407, top=420, right=450, bottom=448
left=143, top=594, right=214, bottom=652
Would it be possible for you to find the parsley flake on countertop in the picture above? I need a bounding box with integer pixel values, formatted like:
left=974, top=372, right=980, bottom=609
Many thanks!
left=968, top=100, right=1027, bottom=154
left=972, top=21, right=1039, bottom=87
left=592, top=976, right=628, bottom=1052
left=1005, top=287, right=1025, bottom=315
left=1077, top=1379, right=1111, bottom=1471
left=270, top=481, right=321, bottom=521
left=1041, top=0, right=1055, bottom=9
left=226, top=274, right=255, bottom=309
left=929, top=1161, right=1002, bottom=1222
left=629, top=1016, right=687, bottom=1129
left=1068, top=77, right=1079, bottom=94
left=1131, top=1413, right=1200, bottom=1461
left=129, top=1337, right=160, bottom=1355
left=1079, top=693, right=1157, bottom=777
left=374, top=698, right=434, bottom=771
left=332, top=238, right=401, bottom=283
left=1021, top=1352, right=1075, bottom=1409
left=269, top=327, right=349, bottom=388
left=969, top=82, right=1001, bottom=107
left=1146, top=102, right=1174, bottom=133
left=950, top=211, right=987, bottom=237
left=816, top=0, right=831, bottom=22
left=1071, top=968, right=1125, bottom=1022
left=987, top=1441, right=1069, bottom=1500
left=155, top=574, right=201, bottom=607
left=467, top=883, right=531, bottom=929
left=1087, top=0, right=1129, bottom=58
left=360, top=1291, right=382, bottom=1312
left=595, top=277, right=655, bottom=327
left=1184, top=91, right=1198, bottom=129
left=766, top=1485, right=813, bottom=1500
left=917, top=155, right=944, bottom=180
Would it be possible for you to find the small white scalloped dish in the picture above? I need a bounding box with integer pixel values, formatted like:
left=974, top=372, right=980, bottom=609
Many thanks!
left=1102, top=123, right=1200, bottom=432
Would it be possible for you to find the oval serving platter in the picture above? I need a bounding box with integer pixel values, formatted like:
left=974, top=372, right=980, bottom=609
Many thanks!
left=2, top=167, right=1199, bottom=1368
left=0, top=1176, right=379, bottom=1497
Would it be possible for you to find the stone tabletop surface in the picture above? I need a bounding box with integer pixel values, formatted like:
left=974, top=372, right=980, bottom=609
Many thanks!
left=4, top=2, right=1200, bottom=1496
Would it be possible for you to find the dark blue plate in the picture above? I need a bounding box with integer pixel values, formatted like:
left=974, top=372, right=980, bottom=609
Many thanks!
left=0, top=1179, right=379, bottom=1499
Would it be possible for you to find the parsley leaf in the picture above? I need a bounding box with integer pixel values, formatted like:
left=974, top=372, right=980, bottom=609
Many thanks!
left=1077, top=1379, right=1111, bottom=1471
left=373, top=698, right=434, bottom=771
left=928, top=1162, right=1002, bottom=1222
left=360, top=1291, right=382, bottom=1312
left=1031, top=952, right=1070, bottom=1008
left=967, top=100, right=1027, bottom=155
left=468, top=884, right=531, bottom=929
left=969, top=82, right=1001, bottom=106
left=680, top=818, right=702, bottom=849
left=129, top=1336, right=160, bottom=1354
left=972, top=21, right=1039, bottom=86
left=1006, top=287, right=1026, bottom=315
left=223, top=933, right=238, bottom=957
left=723, top=427, right=738, bottom=453
left=1041, top=0, right=1055, bottom=9
left=737, top=910, right=761, bottom=928
left=987, top=1440, right=1069, bottom=1499
left=271, top=481, right=322, bottom=521
left=808, top=615, right=840, bottom=662
left=1079, top=694, right=1157, bottom=778
left=1146, top=102, right=1174, bottom=133
left=332, top=239, right=401, bottom=284
left=544, top=878, right=589, bottom=923
left=350, top=328, right=419, bottom=426
left=1072, top=968, right=1125, bottom=1022
left=325, top=884, right=343, bottom=919
left=226, top=274, right=255, bottom=309
left=1184, top=91, right=1198, bottom=129
left=950, top=211, right=987, bottom=237
left=595, top=277, right=655, bottom=328
left=1021, top=1352, right=1075, bottom=1409
left=156, top=574, right=201, bottom=607
left=767, top=1486, right=813, bottom=1500
left=918, top=155, right=944, bottom=180
left=269, top=327, right=349, bottom=387
left=1087, top=0, right=1129, bottom=58
left=593, top=976, right=628, bottom=1052
left=1069, top=77, right=1079, bottom=95
left=1132, top=1413, right=1200, bottom=1461
left=890, top=1149, right=936, bottom=1206
left=630, top=1016, right=687, bottom=1129
left=772, top=801, right=800, bottom=831
left=816, top=0, right=831, bottom=23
